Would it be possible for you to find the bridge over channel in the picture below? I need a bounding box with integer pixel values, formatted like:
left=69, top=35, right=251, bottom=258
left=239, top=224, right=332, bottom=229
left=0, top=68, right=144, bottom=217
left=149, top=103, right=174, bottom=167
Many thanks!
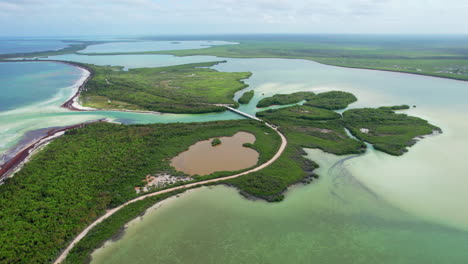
left=218, top=105, right=279, bottom=129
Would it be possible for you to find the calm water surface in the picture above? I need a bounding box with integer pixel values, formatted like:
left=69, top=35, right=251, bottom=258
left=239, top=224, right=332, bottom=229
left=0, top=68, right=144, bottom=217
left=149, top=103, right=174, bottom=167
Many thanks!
left=1, top=49, right=468, bottom=263
left=170, top=132, right=258, bottom=175
left=81, top=40, right=237, bottom=53
left=0, top=39, right=70, bottom=54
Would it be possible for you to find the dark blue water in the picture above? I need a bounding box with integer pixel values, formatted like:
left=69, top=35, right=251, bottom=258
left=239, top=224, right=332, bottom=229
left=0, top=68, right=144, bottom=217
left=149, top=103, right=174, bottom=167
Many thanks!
left=0, top=62, right=82, bottom=111
left=0, top=39, right=69, bottom=54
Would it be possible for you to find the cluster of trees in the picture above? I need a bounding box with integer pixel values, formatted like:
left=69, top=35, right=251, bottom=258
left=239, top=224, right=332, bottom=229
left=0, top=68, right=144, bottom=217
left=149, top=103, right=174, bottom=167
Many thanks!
left=256, top=91, right=315, bottom=108
left=256, top=91, right=357, bottom=111
left=211, top=138, right=222, bottom=146
left=304, top=91, right=357, bottom=110
left=231, top=91, right=439, bottom=200
left=379, top=105, right=411, bottom=111
left=238, top=90, right=254, bottom=104
left=139, top=38, right=468, bottom=81
left=256, top=105, right=341, bottom=121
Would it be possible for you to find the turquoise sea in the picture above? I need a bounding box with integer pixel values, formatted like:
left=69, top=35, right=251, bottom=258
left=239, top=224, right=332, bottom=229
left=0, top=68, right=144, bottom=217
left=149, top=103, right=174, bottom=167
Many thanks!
left=1, top=40, right=468, bottom=263
left=0, top=39, right=70, bottom=54
left=0, top=62, right=82, bottom=111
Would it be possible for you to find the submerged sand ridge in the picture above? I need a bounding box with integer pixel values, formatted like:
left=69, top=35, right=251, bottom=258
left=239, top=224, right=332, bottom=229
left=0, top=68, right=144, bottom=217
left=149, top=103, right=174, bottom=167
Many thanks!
left=171, top=132, right=259, bottom=175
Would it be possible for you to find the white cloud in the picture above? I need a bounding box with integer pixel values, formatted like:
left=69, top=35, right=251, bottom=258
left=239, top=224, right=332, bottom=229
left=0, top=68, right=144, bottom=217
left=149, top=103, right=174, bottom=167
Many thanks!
left=0, top=0, right=466, bottom=35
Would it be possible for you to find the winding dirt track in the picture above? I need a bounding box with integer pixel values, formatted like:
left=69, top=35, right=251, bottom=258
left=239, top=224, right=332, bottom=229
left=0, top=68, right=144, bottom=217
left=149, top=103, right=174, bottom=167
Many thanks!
left=54, top=122, right=287, bottom=264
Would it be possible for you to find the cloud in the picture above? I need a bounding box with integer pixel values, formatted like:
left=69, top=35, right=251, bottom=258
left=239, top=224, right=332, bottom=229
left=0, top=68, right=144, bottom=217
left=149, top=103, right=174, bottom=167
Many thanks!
left=0, top=0, right=466, bottom=35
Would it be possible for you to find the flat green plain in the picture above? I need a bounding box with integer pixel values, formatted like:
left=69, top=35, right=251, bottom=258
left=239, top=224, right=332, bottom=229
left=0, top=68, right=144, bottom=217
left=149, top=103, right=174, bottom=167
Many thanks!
left=79, top=36, right=468, bottom=81
left=79, top=61, right=251, bottom=113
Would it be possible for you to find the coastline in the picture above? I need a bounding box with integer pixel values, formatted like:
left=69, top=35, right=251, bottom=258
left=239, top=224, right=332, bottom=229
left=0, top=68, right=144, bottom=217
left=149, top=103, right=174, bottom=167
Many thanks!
left=0, top=59, right=164, bottom=180
left=61, top=66, right=96, bottom=111
left=38, top=60, right=164, bottom=114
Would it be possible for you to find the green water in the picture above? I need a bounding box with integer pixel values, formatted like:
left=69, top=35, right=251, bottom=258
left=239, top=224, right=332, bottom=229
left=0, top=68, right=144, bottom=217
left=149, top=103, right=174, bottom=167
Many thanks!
left=90, top=150, right=468, bottom=264
left=2, top=52, right=468, bottom=263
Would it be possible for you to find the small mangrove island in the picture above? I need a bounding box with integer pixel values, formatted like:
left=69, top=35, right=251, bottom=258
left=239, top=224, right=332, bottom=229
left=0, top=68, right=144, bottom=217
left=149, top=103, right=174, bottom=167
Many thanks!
left=211, top=138, right=222, bottom=146
left=256, top=91, right=315, bottom=107
left=238, top=90, right=254, bottom=104
left=256, top=90, right=357, bottom=110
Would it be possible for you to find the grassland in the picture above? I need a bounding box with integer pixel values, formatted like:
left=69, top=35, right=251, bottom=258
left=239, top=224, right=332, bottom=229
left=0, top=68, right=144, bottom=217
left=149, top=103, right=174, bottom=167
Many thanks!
left=77, top=61, right=251, bottom=113
left=238, top=90, right=254, bottom=104
left=81, top=35, right=468, bottom=81
left=0, top=120, right=280, bottom=264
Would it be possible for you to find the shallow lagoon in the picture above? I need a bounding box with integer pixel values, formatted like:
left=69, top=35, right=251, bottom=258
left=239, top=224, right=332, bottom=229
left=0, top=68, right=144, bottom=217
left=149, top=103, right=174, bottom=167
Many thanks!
left=81, top=40, right=237, bottom=53
left=171, top=132, right=258, bottom=175
left=1, top=50, right=468, bottom=263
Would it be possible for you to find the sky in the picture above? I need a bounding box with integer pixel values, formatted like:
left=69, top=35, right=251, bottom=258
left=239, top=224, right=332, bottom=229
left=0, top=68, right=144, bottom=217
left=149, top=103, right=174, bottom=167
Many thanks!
left=0, top=0, right=467, bottom=36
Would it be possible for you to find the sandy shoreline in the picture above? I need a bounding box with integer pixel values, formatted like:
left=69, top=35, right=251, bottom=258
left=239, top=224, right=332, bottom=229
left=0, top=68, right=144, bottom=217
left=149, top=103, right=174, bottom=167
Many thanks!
left=60, top=64, right=96, bottom=111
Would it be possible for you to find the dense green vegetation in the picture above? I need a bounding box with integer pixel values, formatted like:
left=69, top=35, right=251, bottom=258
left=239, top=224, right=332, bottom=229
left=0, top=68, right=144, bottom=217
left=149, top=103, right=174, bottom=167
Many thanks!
left=238, top=90, right=254, bottom=104
left=86, top=35, right=468, bottom=81
left=228, top=145, right=317, bottom=202
left=78, top=61, right=251, bottom=113
left=256, top=91, right=356, bottom=110
left=256, top=105, right=341, bottom=121
left=230, top=104, right=366, bottom=201
left=343, top=108, right=441, bottom=155
left=0, top=120, right=280, bottom=264
left=379, top=105, right=411, bottom=111
left=211, top=138, right=222, bottom=146
left=304, top=91, right=357, bottom=110
left=256, top=91, right=315, bottom=107
left=230, top=90, right=441, bottom=200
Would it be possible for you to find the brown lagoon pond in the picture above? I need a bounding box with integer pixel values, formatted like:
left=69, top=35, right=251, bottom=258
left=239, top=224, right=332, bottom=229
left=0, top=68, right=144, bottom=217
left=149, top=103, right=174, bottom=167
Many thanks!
left=170, top=132, right=259, bottom=175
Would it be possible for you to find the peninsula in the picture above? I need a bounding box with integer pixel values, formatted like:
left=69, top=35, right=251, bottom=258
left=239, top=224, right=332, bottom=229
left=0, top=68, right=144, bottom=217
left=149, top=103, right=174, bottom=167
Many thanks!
left=65, top=61, right=251, bottom=114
